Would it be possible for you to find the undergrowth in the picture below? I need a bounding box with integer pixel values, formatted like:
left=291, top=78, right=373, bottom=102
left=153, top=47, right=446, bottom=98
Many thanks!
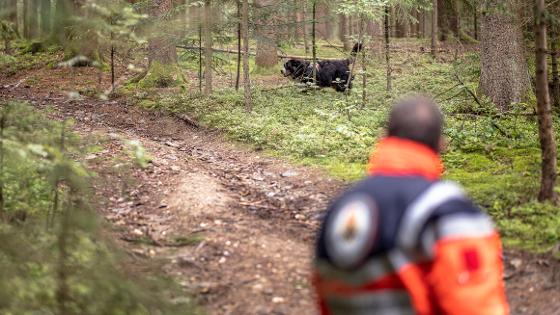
left=3, top=38, right=557, bottom=253
left=136, top=47, right=560, bottom=253
left=0, top=40, right=61, bottom=76
left=0, top=101, right=202, bottom=314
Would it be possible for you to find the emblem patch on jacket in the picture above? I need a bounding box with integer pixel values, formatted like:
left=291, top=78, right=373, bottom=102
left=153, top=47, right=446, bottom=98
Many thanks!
left=325, top=195, right=378, bottom=269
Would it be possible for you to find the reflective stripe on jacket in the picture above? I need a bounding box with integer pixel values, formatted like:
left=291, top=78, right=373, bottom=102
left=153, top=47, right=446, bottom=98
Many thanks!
left=313, top=137, right=509, bottom=315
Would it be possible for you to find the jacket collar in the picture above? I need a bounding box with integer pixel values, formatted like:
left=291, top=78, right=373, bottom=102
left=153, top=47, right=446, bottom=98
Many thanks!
left=367, top=137, right=443, bottom=180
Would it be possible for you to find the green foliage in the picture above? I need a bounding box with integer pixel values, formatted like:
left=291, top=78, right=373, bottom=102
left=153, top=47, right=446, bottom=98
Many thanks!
left=498, top=202, right=560, bottom=252
left=63, top=0, right=146, bottom=61
left=0, top=19, right=18, bottom=43
left=124, top=139, right=152, bottom=168
left=337, top=0, right=432, bottom=22
left=0, top=101, right=201, bottom=315
left=137, top=61, right=187, bottom=88
left=137, top=46, right=560, bottom=252
left=0, top=41, right=60, bottom=76
left=81, top=0, right=147, bottom=46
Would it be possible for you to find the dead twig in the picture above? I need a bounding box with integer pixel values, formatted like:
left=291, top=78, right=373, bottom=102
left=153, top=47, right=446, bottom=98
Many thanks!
left=238, top=201, right=284, bottom=211
left=452, top=73, right=512, bottom=138
left=173, top=113, right=200, bottom=128
left=176, top=45, right=345, bottom=61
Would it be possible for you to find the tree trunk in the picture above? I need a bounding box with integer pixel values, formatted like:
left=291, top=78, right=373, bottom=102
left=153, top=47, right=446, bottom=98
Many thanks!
left=34, top=0, right=43, bottom=36
left=16, top=0, right=23, bottom=36
left=311, top=0, right=317, bottom=82
left=437, top=0, right=447, bottom=40
left=198, top=18, right=202, bottom=92
left=183, top=0, right=189, bottom=34
left=551, top=39, right=560, bottom=109
left=302, top=0, right=309, bottom=54
left=203, top=0, right=213, bottom=95
left=139, top=0, right=182, bottom=88
left=23, top=0, right=28, bottom=38
left=147, top=0, right=177, bottom=65
left=384, top=6, right=392, bottom=92
left=255, top=0, right=278, bottom=68
left=479, top=0, right=530, bottom=111
left=431, top=0, right=437, bottom=57
left=391, top=6, right=397, bottom=37
left=324, top=3, right=333, bottom=39
left=291, top=0, right=298, bottom=41
left=367, top=20, right=378, bottom=37
left=451, top=0, right=460, bottom=38
left=360, top=16, right=366, bottom=105
left=0, top=0, right=15, bottom=24
left=396, top=12, right=410, bottom=38
left=110, top=43, right=115, bottom=92
left=24, top=0, right=38, bottom=38
left=242, top=0, right=252, bottom=112
left=418, top=9, right=425, bottom=38
left=412, top=10, right=419, bottom=37
left=50, top=0, right=77, bottom=45
left=55, top=123, right=69, bottom=315
left=235, top=0, right=241, bottom=90
left=49, top=0, right=54, bottom=34
left=473, top=2, right=478, bottom=40
left=346, top=15, right=361, bottom=94
left=288, top=0, right=296, bottom=42
left=0, top=113, right=5, bottom=220
left=39, top=0, right=51, bottom=36
left=339, top=14, right=351, bottom=51
left=535, top=0, right=558, bottom=202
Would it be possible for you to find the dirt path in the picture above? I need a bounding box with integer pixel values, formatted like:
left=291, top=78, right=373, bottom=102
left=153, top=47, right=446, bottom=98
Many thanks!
left=1, top=67, right=559, bottom=315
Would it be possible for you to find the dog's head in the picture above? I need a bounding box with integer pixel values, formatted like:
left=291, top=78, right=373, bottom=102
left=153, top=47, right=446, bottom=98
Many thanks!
left=281, top=59, right=307, bottom=79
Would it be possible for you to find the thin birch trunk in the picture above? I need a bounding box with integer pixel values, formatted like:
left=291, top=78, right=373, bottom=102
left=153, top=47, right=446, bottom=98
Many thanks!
left=535, top=0, right=558, bottom=202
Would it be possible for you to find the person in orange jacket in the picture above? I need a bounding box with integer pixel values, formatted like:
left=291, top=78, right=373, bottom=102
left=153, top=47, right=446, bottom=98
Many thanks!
left=313, top=95, right=509, bottom=315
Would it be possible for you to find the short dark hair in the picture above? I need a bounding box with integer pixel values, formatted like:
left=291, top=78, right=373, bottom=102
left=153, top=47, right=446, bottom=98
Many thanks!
left=387, top=95, right=443, bottom=153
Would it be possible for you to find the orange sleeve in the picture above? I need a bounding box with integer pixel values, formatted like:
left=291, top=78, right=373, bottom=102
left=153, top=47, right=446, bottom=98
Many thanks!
left=427, top=233, right=510, bottom=315
left=311, top=272, right=330, bottom=315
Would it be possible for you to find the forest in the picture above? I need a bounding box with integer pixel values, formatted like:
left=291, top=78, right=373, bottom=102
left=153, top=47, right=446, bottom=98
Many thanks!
left=0, top=0, right=559, bottom=314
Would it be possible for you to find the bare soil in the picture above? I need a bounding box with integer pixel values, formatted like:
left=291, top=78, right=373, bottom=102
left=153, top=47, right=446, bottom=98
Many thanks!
left=1, top=64, right=559, bottom=315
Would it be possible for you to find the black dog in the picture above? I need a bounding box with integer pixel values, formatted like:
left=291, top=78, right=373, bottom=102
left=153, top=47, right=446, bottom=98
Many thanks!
left=281, top=43, right=363, bottom=92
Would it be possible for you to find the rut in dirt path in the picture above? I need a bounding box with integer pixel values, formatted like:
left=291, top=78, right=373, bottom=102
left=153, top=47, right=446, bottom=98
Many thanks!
left=2, top=71, right=560, bottom=315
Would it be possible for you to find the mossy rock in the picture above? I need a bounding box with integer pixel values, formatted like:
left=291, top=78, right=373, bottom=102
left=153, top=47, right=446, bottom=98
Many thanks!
left=137, top=62, right=186, bottom=89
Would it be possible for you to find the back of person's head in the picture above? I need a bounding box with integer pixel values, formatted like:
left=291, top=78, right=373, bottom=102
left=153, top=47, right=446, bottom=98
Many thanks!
left=387, top=95, right=443, bottom=153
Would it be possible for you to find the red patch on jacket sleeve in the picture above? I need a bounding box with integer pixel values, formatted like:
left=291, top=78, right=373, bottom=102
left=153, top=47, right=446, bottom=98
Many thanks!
left=463, top=248, right=480, bottom=272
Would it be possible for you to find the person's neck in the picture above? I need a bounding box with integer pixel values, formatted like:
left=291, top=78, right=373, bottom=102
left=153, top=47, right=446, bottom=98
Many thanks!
left=367, top=137, right=443, bottom=180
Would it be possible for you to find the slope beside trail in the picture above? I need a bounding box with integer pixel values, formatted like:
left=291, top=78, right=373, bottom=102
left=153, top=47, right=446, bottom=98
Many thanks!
left=1, top=66, right=559, bottom=315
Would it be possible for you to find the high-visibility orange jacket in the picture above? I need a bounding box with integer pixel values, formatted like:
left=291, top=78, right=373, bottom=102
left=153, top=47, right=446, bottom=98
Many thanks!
left=313, top=137, right=509, bottom=315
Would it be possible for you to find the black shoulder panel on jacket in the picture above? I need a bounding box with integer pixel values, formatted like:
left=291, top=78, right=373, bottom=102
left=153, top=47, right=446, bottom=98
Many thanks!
left=316, top=176, right=434, bottom=263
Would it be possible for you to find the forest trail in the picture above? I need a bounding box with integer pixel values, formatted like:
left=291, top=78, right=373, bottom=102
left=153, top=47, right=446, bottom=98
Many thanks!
left=1, top=67, right=559, bottom=315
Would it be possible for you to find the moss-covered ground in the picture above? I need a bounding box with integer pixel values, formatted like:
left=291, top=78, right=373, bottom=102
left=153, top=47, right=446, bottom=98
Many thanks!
left=134, top=39, right=560, bottom=254
left=3, top=38, right=558, bottom=254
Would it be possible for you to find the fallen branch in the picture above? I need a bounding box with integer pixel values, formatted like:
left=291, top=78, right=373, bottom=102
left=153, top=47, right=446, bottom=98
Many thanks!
left=176, top=45, right=346, bottom=61
left=452, top=73, right=512, bottom=138
left=177, top=45, right=256, bottom=56
left=449, top=112, right=538, bottom=118
left=173, top=113, right=200, bottom=128
left=238, top=201, right=284, bottom=211
left=260, top=84, right=297, bottom=92
left=120, top=235, right=163, bottom=247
